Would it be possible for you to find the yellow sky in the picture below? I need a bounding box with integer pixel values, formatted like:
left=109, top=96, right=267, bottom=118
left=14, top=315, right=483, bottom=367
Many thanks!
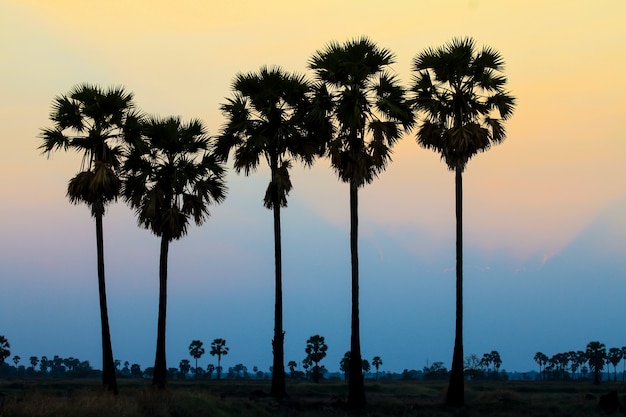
left=2, top=0, right=626, bottom=261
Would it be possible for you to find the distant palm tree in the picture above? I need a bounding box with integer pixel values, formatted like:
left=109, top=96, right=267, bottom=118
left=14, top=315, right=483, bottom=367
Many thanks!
left=287, top=360, right=298, bottom=375
left=122, top=116, right=226, bottom=389
left=179, top=359, right=191, bottom=379
left=29, top=356, right=38, bottom=373
left=210, top=338, right=229, bottom=380
left=189, top=340, right=205, bottom=378
left=372, top=356, right=383, bottom=380
left=216, top=66, right=326, bottom=399
left=410, top=37, right=515, bottom=407
left=586, top=341, right=606, bottom=384
left=607, top=347, right=622, bottom=382
left=309, top=37, right=414, bottom=408
left=39, top=84, right=140, bottom=394
left=533, top=352, right=548, bottom=380
left=305, top=334, right=328, bottom=383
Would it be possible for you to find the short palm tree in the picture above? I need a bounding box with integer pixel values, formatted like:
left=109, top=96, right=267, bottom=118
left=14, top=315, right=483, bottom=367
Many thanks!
left=586, top=341, right=606, bottom=384
left=216, top=66, right=325, bottom=399
left=410, top=37, right=515, bottom=407
left=188, top=340, right=205, bottom=378
left=39, top=84, right=140, bottom=394
left=122, top=116, right=226, bottom=389
left=309, top=37, right=414, bottom=408
left=372, top=356, right=383, bottom=380
left=209, top=338, right=229, bottom=380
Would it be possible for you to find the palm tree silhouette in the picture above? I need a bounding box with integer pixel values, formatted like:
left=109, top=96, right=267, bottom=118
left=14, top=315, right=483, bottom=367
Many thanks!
left=216, top=66, right=324, bottom=398
left=309, top=37, right=414, bottom=408
left=410, top=37, right=516, bottom=407
left=586, top=341, right=606, bottom=384
left=372, top=356, right=383, bottom=380
left=122, top=116, right=226, bottom=389
left=210, top=338, right=229, bottom=380
left=188, top=340, right=205, bottom=379
left=39, top=84, right=140, bottom=394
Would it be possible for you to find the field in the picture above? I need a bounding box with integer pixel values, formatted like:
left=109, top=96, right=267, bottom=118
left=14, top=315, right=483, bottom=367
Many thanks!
left=1, top=378, right=625, bottom=417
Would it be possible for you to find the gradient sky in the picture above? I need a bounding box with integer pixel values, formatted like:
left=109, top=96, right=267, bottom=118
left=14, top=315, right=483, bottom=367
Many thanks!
left=1, top=0, right=625, bottom=376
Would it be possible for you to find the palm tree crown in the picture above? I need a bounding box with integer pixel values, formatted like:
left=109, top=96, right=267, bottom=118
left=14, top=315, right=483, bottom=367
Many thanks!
left=411, top=37, right=515, bottom=171
left=40, top=83, right=140, bottom=216
left=216, top=66, right=322, bottom=206
left=309, top=36, right=414, bottom=186
left=123, top=116, right=226, bottom=240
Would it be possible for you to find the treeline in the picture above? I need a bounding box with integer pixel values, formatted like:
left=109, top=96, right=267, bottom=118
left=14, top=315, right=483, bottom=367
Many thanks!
left=534, top=341, right=626, bottom=383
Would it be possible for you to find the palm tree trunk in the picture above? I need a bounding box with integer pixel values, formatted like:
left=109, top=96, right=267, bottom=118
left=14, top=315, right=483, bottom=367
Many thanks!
left=95, top=211, right=118, bottom=395
left=348, top=180, right=366, bottom=409
left=152, top=235, right=169, bottom=389
left=270, top=202, right=287, bottom=399
left=445, top=166, right=464, bottom=407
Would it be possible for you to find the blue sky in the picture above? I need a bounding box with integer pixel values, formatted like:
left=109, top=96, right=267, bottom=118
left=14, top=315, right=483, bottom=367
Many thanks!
left=1, top=0, right=625, bottom=375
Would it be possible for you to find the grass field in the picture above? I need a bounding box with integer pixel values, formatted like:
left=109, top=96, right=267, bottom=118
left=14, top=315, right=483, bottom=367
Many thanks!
left=1, top=378, right=625, bottom=416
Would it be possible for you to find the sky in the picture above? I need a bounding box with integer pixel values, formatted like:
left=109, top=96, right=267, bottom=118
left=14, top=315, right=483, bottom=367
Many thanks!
left=1, top=0, right=625, bottom=376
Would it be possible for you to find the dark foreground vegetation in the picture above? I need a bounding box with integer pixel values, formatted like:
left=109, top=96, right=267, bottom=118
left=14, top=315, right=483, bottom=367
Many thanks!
left=1, top=379, right=625, bottom=417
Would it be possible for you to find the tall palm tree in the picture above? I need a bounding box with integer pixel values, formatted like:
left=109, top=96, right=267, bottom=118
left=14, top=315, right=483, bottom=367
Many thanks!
left=39, top=84, right=140, bottom=394
left=410, top=37, right=515, bottom=407
left=215, top=66, right=325, bottom=399
left=309, top=37, right=414, bottom=408
left=122, top=116, right=226, bottom=389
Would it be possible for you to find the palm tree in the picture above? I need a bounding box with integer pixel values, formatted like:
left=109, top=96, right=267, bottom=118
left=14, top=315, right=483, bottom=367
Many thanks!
left=372, top=356, right=383, bottom=380
left=533, top=352, right=548, bottom=380
left=29, top=356, right=38, bottom=373
left=410, top=37, right=515, bottom=407
left=210, top=338, right=229, bottom=380
left=0, top=335, right=10, bottom=364
left=189, top=340, right=205, bottom=379
left=309, top=37, right=414, bottom=408
left=216, top=66, right=325, bottom=399
left=607, top=347, right=622, bottom=382
left=39, top=84, right=140, bottom=394
left=122, top=116, right=226, bottom=389
left=586, top=341, right=606, bottom=384
left=305, top=334, right=328, bottom=383
left=287, top=360, right=298, bottom=376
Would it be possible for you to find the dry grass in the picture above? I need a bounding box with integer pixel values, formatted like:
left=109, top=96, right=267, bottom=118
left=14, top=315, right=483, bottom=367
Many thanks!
left=1, top=379, right=624, bottom=417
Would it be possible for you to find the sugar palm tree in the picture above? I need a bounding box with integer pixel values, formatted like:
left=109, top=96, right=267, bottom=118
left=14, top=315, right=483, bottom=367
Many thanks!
left=309, top=37, right=414, bottom=408
left=410, top=37, right=515, bottom=406
left=534, top=352, right=548, bottom=380
left=216, top=66, right=326, bottom=399
left=39, top=84, right=140, bottom=394
left=586, top=341, right=606, bottom=384
left=122, top=116, right=226, bottom=389
left=210, top=338, right=229, bottom=380
left=372, top=356, right=383, bottom=380
left=188, top=340, right=205, bottom=379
